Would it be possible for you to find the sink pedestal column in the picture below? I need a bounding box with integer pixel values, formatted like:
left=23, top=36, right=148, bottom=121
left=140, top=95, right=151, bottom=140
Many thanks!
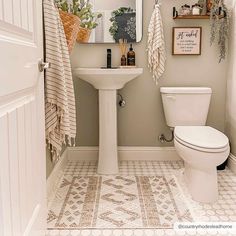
left=97, top=90, right=119, bottom=174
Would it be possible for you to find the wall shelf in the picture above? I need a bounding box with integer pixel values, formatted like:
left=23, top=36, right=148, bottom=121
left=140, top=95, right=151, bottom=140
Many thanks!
left=173, top=15, right=210, bottom=20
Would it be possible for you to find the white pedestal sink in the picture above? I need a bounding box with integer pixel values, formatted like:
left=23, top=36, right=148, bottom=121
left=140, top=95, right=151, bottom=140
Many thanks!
left=73, top=67, right=143, bottom=174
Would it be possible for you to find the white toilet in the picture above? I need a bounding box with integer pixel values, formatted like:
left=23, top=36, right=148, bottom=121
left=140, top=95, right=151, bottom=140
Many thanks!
left=160, top=87, right=230, bottom=203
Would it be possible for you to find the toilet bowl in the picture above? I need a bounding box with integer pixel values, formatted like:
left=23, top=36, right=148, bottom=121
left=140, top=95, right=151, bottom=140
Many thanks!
left=174, top=126, right=230, bottom=203
left=160, top=87, right=230, bottom=203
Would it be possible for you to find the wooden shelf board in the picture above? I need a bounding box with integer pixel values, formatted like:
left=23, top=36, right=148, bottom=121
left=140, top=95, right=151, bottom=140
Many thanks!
left=173, top=15, right=210, bottom=19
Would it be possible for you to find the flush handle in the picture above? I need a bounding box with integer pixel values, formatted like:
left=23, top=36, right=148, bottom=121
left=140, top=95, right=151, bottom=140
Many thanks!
left=38, top=59, right=51, bottom=72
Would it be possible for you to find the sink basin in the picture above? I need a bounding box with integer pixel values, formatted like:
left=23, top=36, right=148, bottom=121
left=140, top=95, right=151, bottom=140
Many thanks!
left=73, top=67, right=143, bottom=174
left=73, top=67, right=143, bottom=90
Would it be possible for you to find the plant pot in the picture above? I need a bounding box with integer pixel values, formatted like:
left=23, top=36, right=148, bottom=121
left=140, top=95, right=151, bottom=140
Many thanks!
left=77, top=27, right=91, bottom=43
left=59, top=10, right=80, bottom=53
left=207, top=0, right=213, bottom=15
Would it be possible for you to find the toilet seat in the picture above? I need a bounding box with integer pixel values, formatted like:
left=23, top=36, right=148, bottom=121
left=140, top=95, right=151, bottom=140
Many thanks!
left=174, top=126, right=229, bottom=153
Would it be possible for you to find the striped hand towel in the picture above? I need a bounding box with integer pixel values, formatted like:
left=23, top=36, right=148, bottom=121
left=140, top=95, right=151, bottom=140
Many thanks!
left=147, top=2, right=166, bottom=84
left=43, top=0, right=76, bottom=161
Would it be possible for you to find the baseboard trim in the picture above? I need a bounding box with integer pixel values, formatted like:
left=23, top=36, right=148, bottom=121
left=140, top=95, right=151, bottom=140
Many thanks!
left=67, top=146, right=180, bottom=161
left=47, top=149, right=68, bottom=202
left=228, top=153, right=236, bottom=174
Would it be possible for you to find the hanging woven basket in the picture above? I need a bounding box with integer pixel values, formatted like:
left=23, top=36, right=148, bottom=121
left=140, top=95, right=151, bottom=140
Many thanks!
left=59, top=10, right=80, bottom=53
left=77, top=27, right=92, bottom=43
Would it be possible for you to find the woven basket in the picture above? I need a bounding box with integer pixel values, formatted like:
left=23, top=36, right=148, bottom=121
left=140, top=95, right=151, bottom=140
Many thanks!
left=59, top=10, right=80, bottom=53
left=77, top=27, right=91, bottom=43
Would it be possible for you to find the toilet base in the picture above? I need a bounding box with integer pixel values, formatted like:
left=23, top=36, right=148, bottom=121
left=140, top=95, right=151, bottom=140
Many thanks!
left=184, top=162, right=218, bottom=203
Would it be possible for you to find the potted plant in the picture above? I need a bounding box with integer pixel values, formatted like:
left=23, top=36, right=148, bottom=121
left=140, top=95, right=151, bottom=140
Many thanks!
left=209, top=0, right=229, bottom=62
left=55, top=0, right=81, bottom=52
left=73, top=0, right=102, bottom=43
left=56, top=0, right=102, bottom=43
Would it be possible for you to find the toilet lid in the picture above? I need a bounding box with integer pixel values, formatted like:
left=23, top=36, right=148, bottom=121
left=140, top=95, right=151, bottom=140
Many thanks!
left=174, top=126, right=229, bottom=150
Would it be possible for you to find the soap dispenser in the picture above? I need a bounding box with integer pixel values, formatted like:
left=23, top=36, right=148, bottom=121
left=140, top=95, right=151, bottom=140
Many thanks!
left=127, top=44, right=135, bottom=66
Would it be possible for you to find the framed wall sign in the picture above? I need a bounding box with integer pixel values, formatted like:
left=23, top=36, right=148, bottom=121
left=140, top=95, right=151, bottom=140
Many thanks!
left=172, top=27, right=202, bottom=55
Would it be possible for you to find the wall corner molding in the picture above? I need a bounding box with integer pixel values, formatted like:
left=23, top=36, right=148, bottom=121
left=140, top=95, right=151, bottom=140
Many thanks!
left=67, top=146, right=180, bottom=161
left=228, top=153, right=236, bottom=174
left=47, top=149, right=68, bottom=203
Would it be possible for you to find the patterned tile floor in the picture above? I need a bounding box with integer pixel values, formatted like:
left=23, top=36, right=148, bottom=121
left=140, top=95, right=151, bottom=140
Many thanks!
left=47, top=160, right=236, bottom=236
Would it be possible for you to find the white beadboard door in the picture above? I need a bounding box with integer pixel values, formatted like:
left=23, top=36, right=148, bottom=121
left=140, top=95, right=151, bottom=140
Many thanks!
left=0, top=0, right=46, bottom=236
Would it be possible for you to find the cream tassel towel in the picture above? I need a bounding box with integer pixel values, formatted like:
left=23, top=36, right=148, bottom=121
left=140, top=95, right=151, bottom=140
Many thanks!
left=43, top=0, right=76, bottom=161
left=147, top=1, right=166, bottom=84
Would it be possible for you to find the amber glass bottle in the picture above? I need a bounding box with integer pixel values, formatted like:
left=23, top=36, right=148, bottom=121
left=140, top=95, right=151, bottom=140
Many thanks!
left=121, top=55, right=127, bottom=66
left=127, top=44, right=135, bottom=66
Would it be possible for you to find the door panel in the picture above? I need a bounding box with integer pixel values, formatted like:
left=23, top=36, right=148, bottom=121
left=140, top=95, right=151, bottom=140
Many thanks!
left=8, top=110, right=22, bottom=236
left=0, top=0, right=46, bottom=235
left=21, top=0, right=29, bottom=30
left=0, top=0, right=3, bottom=20
left=0, top=115, right=12, bottom=236
left=17, top=105, right=28, bottom=231
left=12, top=0, right=21, bottom=28
left=2, top=0, right=13, bottom=24
left=0, top=0, right=38, bottom=97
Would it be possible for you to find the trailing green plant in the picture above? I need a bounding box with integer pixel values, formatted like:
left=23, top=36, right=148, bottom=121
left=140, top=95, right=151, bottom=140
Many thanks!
left=109, top=7, right=134, bottom=40
left=197, top=0, right=205, bottom=13
left=55, top=0, right=69, bottom=12
left=55, top=0, right=102, bottom=30
left=210, top=0, right=230, bottom=62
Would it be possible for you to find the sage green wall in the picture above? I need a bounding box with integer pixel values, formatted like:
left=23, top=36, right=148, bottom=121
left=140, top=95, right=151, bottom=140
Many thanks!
left=70, top=0, right=228, bottom=147
left=225, top=0, right=236, bottom=155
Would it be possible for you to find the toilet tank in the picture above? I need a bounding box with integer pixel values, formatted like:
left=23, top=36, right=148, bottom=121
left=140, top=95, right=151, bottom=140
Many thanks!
left=160, top=87, right=212, bottom=128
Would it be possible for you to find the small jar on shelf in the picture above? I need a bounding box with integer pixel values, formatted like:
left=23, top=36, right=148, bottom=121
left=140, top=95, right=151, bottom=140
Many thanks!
left=192, top=4, right=202, bottom=15
left=180, top=4, right=191, bottom=15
